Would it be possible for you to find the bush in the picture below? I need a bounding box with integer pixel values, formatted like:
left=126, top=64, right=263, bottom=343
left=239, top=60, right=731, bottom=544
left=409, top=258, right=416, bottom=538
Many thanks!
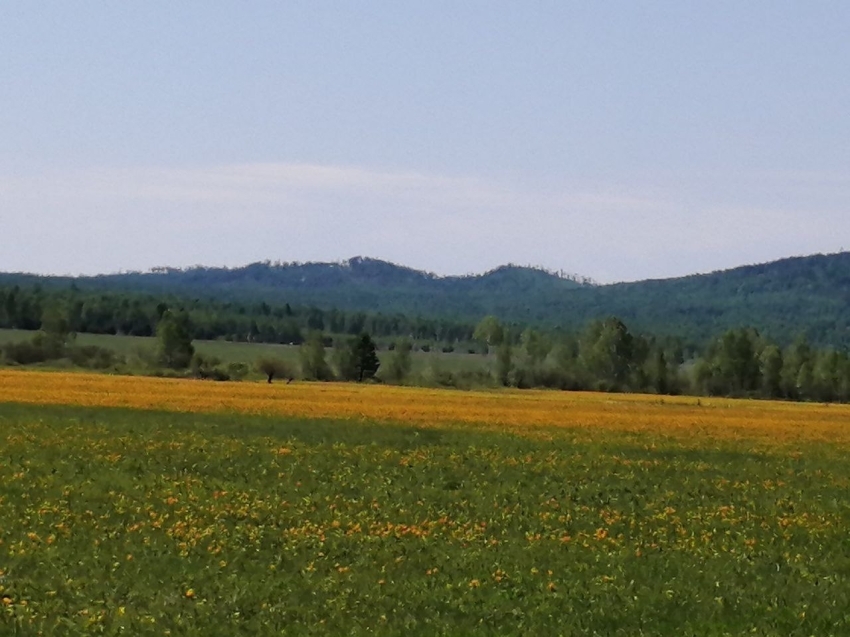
left=2, top=341, right=49, bottom=365
left=192, top=354, right=232, bottom=381
left=66, top=345, right=118, bottom=369
left=226, top=362, right=250, bottom=381
left=256, top=357, right=293, bottom=383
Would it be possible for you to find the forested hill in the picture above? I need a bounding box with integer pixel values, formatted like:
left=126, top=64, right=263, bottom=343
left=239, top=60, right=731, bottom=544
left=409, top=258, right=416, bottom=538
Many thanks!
left=565, top=251, right=850, bottom=347
left=1, top=257, right=589, bottom=324
left=2, top=252, right=850, bottom=347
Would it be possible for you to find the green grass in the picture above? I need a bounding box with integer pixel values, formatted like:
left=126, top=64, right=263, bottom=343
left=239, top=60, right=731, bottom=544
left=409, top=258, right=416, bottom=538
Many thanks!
left=0, top=329, right=490, bottom=378
left=2, top=402, right=849, bottom=635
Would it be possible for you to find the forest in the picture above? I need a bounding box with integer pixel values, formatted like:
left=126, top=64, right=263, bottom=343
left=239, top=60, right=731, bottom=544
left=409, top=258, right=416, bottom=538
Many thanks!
left=0, top=285, right=477, bottom=344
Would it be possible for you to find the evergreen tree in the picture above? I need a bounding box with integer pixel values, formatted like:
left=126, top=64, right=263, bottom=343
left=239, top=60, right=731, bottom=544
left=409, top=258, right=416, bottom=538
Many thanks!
left=352, top=333, right=380, bottom=382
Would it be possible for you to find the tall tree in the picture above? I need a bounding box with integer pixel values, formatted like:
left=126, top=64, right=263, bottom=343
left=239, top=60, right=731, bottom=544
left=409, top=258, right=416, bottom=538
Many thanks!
left=299, top=330, right=333, bottom=381
left=157, top=310, right=195, bottom=369
left=645, top=348, right=669, bottom=394
left=579, top=317, right=635, bottom=391
left=473, top=315, right=504, bottom=354
left=38, top=304, right=73, bottom=358
left=781, top=336, right=813, bottom=399
left=496, top=341, right=513, bottom=387
left=713, top=329, right=761, bottom=395
left=351, top=333, right=380, bottom=382
left=759, top=344, right=783, bottom=398
left=521, top=328, right=551, bottom=366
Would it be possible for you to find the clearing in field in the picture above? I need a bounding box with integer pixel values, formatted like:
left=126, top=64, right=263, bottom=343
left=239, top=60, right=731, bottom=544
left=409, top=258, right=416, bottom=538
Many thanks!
left=1, top=369, right=849, bottom=635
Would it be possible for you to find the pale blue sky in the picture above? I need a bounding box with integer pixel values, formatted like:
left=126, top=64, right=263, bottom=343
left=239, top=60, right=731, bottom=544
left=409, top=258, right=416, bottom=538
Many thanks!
left=1, top=2, right=848, bottom=282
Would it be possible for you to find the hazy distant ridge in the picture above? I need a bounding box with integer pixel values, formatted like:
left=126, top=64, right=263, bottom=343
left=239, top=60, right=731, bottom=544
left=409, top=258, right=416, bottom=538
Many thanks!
left=2, top=252, right=849, bottom=347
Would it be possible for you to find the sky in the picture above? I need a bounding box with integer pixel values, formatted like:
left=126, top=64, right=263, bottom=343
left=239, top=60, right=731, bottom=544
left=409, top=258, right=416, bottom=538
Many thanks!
left=1, top=2, right=848, bottom=283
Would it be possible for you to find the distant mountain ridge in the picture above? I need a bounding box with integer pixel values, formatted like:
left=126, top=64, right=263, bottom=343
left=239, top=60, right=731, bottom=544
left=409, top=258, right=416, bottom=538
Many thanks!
left=2, top=252, right=849, bottom=347
left=147, top=256, right=592, bottom=290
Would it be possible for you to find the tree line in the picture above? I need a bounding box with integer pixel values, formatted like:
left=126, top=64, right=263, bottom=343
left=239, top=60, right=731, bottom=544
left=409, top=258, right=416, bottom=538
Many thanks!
left=5, top=250, right=849, bottom=348
left=0, top=285, right=476, bottom=344
left=3, top=284, right=850, bottom=403
left=474, top=316, right=850, bottom=403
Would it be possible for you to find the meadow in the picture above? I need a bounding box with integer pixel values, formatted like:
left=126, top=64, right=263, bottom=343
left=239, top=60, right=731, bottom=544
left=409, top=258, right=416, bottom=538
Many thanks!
left=2, top=370, right=850, bottom=635
left=0, top=328, right=489, bottom=379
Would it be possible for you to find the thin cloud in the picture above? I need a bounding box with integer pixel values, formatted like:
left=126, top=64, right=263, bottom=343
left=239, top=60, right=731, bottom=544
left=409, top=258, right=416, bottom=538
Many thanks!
left=0, top=163, right=846, bottom=281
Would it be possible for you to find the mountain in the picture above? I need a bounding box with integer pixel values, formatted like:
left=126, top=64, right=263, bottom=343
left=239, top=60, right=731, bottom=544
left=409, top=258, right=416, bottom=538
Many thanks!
left=2, top=252, right=850, bottom=347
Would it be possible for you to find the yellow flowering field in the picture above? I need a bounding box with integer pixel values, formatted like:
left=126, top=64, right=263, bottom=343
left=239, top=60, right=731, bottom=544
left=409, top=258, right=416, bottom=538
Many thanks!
left=2, top=370, right=850, bottom=634
left=2, top=369, right=849, bottom=447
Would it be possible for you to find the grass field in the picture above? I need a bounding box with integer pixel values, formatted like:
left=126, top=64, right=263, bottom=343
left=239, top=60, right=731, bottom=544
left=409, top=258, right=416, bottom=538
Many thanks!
left=0, top=328, right=490, bottom=377
left=2, top=370, right=850, bottom=635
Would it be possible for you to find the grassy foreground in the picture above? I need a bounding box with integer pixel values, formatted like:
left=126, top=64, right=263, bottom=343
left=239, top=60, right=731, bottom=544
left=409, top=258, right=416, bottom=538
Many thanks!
left=2, top=371, right=850, bottom=635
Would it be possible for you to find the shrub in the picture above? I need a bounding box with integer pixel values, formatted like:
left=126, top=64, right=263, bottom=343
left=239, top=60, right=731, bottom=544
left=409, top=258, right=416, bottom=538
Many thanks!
left=192, top=354, right=232, bottom=381
left=2, top=341, right=49, bottom=365
left=256, top=357, right=293, bottom=384
left=66, top=345, right=118, bottom=369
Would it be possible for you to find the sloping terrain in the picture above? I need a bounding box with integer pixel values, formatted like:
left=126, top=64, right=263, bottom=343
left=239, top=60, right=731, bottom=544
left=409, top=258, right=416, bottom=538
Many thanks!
left=2, top=252, right=849, bottom=346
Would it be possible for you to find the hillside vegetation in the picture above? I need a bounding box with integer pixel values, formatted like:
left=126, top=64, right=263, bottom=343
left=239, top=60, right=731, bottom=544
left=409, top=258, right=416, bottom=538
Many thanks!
left=2, top=252, right=849, bottom=347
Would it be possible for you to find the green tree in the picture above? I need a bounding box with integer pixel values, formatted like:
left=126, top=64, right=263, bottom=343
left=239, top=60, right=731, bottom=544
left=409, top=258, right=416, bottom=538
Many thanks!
left=579, top=317, right=635, bottom=391
left=811, top=350, right=842, bottom=402
left=496, top=341, right=513, bottom=387
left=759, top=344, right=783, bottom=398
left=696, top=328, right=762, bottom=396
left=645, top=348, right=669, bottom=394
left=157, top=310, right=195, bottom=369
left=473, top=315, right=504, bottom=354
left=384, top=338, right=413, bottom=383
left=521, top=328, right=551, bottom=366
left=713, top=329, right=761, bottom=395
left=2, top=287, right=17, bottom=326
left=781, top=336, right=813, bottom=399
left=37, top=304, right=73, bottom=358
left=332, top=340, right=358, bottom=381
left=299, top=331, right=333, bottom=381
left=344, top=333, right=380, bottom=382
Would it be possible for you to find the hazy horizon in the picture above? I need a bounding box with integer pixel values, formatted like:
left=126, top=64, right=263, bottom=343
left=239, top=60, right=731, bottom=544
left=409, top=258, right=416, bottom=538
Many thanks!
left=4, top=248, right=848, bottom=287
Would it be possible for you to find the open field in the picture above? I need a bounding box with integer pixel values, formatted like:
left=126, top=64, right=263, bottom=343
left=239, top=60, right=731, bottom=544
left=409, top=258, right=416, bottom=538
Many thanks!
left=0, top=328, right=490, bottom=376
left=2, top=370, right=850, bottom=634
